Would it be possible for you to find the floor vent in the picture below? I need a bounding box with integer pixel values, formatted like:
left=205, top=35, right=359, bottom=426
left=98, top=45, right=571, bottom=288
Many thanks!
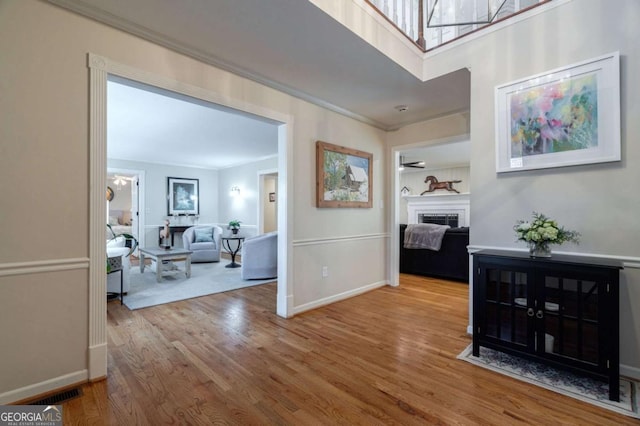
left=29, top=388, right=82, bottom=405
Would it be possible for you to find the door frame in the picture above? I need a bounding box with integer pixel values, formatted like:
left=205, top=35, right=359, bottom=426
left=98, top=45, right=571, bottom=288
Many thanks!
left=257, top=168, right=278, bottom=234
left=88, top=53, right=294, bottom=380
left=107, top=167, right=145, bottom=252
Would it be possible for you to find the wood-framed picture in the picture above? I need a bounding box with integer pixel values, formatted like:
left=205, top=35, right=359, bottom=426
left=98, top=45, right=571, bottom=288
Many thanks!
left=167, top=177, right=199, bottom=215
left=316, top=141, right=373, bottom=208
left=495, top=51, right=620, bottom=173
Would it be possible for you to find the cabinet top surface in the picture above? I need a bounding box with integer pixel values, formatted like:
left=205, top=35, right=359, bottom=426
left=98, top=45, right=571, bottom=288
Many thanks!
left=473, top=249, right=623, bottom=270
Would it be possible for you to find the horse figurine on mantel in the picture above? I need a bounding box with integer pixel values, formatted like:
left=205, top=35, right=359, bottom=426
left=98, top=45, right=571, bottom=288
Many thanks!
left=420, top=175, right=461, bottom=195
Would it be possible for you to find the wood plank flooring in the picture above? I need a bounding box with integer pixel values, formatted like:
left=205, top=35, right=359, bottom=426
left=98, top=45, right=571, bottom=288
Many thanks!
left=61, top=274, right=638, bottom=425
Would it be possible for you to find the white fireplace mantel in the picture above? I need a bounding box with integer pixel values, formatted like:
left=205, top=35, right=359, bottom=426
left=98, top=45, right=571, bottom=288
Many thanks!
left=405, top=193, right=470, bottom=226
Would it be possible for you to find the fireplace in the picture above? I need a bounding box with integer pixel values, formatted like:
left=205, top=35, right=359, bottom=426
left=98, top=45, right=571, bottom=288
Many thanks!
left=419, top=213, right=459, bottom=227
left=405, top=193, right=470, bottom=227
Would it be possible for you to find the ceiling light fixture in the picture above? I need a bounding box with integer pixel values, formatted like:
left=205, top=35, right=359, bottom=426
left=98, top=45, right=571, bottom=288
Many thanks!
left=395, top=105, right=409, bottom=112
left=427, top=0, right=508, bottom=27
left=112, top=175, right=128, bottom=190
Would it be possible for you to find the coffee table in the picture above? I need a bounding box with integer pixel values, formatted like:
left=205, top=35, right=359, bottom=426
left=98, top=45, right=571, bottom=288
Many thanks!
left=139, top=247, right=193, bottom=283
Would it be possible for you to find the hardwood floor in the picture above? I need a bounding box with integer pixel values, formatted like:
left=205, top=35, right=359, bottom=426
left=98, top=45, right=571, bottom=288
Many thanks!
left=61, top=274, right=637, bottom=425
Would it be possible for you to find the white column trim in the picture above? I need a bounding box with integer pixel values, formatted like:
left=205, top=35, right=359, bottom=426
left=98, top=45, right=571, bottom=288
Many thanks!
left=88, top=54, right=108, bottom=380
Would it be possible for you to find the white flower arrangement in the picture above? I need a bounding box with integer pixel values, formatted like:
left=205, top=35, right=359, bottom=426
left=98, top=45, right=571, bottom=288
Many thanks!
left=515, top=212, right=580, bottom=252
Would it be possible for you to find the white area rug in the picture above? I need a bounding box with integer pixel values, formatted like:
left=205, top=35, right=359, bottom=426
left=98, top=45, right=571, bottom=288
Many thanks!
left=123, top=261, right=275, bottom=310
left=458, top=345, right=639, bottom=419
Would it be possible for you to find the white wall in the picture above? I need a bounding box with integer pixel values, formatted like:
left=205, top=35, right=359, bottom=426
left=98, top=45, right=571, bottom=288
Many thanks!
left=394, top=0, right=640, bottom=373
left=108, top=159, right=219, bottom=246
left=217, top=157, right=278, bottom=238
left=107, top=181, right=131, bottom=211
left=0, top=0, right=387, bottom=402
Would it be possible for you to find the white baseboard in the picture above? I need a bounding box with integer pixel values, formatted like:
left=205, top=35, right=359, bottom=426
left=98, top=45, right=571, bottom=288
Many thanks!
left=89, top=343, right=107, bottom=380
left=621, top=364, right=640, bottom=381
left=0, top=370, right=88, bottom=405
left=293, top=281, right=388, bottom=315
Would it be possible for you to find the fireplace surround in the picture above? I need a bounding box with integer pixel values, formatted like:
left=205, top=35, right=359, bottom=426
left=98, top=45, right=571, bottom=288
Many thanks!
left=405, top=193, right=470, bottom=227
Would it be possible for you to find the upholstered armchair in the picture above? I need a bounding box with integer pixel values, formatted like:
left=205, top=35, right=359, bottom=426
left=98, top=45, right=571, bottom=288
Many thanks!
left=241, top=231, right=277, bottom=280
left=182, top=226, right=223, bottom=263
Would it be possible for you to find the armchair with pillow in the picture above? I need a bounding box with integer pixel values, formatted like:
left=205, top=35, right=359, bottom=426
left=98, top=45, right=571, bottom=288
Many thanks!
left=182, top=226, right=223, bottom=263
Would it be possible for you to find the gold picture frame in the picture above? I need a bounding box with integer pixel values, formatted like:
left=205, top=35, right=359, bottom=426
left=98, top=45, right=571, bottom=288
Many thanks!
left=316, top=141, right=372, bottom=208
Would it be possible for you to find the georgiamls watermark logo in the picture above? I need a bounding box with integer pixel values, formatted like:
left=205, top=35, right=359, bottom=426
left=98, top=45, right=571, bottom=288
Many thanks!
left=0, top=405, right=62, bottom=426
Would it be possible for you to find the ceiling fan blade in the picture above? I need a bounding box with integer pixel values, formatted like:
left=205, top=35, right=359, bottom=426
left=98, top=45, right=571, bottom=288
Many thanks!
left=399, top=156, right=425, bottom=169
left=402, top=161, right=424, bottom=168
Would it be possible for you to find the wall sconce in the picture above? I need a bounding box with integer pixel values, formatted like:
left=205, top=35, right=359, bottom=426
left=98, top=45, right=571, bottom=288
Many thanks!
left=230, top=185, right=241, bottom=197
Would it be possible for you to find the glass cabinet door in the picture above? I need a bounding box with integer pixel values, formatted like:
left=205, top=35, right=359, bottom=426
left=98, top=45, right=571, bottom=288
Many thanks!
left=540, top=274, right=599, bottom=366
left=483, top=267, right=531, bottom=350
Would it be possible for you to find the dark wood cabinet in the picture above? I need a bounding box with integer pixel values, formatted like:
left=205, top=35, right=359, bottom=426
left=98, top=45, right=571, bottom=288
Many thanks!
left=472, top=250, right=622, bottom=401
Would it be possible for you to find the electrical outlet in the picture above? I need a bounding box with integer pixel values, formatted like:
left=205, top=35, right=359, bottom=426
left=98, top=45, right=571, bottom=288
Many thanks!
left=322, top=266, right=328, bottom=278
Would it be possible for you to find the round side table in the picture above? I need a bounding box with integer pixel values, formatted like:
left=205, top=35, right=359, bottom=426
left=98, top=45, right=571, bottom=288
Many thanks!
left=221, top=236, right=245, bottom=268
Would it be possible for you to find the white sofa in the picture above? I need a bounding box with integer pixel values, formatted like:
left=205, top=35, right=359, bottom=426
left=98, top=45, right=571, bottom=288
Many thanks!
left=241, top=231, right=277, bottom=280
left=107, top=236, right=131, bottom=293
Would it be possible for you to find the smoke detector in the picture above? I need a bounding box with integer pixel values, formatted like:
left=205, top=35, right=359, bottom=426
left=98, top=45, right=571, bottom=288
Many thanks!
left=394, top=105, right=408, bottom=112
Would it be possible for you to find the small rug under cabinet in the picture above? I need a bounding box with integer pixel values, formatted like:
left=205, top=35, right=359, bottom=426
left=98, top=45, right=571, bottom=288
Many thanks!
left=458, top=345, right=639, bottom=419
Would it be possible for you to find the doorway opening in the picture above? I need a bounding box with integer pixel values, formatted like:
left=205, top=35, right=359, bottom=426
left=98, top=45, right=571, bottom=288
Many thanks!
left=258, top=169, right=278, bottom=234
left=391, top=135, right=472, bottom=334
left=107, top=168, right=144, bottom=253
left=89, top=53, right=292, bottom=380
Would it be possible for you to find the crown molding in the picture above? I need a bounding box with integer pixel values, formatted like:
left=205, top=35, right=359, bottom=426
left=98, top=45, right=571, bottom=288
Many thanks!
left=48, top=0, right=391, bottom=130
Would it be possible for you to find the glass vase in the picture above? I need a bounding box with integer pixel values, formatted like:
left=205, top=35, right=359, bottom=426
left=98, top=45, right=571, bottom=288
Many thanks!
left=529, top=242, right=551, bottom=258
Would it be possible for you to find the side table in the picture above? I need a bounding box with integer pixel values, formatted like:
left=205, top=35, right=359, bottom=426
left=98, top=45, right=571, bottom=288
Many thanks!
left=221, top=237, right=244, bottom=268
left=107, top=255, right=124, bottom=305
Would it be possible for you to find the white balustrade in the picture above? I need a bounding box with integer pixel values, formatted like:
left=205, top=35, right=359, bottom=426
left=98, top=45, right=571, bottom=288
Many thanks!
left=368, top=0, right=548, bottom=50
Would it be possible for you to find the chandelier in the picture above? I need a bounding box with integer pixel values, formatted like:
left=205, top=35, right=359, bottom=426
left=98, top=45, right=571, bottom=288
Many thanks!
left=427, top=0, right=508, bottom=27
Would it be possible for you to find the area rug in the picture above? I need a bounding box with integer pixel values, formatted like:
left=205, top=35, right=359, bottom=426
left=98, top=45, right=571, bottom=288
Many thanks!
left=458, top=345, right=639, bottom=419
left=123, top=261, right=275, bottom=310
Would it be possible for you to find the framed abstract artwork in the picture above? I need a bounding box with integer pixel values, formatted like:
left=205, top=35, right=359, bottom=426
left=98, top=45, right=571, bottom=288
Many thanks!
left=316, top=141, right=373, bottom=208
left=495, top=52, right=620, bottom=173
left=167, top=177, right=199, bottom=215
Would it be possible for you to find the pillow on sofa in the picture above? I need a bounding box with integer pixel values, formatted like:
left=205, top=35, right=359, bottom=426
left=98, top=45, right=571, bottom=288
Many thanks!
left=195, top=228, right=214, bottom=243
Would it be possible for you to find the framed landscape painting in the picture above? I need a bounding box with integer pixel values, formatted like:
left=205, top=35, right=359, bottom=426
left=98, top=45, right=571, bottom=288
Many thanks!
left=316, top=141, right=373, bottom=208
left=167, top=177, right=199, bottom=215
left=495, top=52, right=620, bottom=173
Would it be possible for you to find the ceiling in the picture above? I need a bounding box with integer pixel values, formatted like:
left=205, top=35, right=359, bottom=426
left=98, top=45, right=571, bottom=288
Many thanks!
left=107, top=77, right=279, bottom=169
left=50, top=0, right=470, bottom=130
left=401, top=140, right=471, bottom=172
